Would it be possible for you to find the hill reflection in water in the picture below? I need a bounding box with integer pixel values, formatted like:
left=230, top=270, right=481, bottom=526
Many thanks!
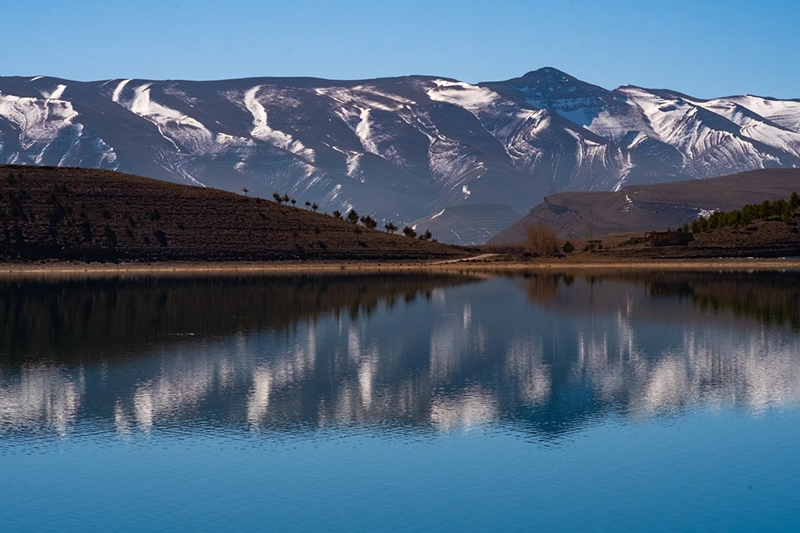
left=1, top=270, right=799, bottom=443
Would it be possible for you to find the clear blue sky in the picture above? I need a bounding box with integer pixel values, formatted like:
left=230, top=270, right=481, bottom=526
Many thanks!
left=4, top=0, right=798, bottom=99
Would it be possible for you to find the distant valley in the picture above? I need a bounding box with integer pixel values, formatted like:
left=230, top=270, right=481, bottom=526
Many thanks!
left=2, top=68, right=800, bottom=244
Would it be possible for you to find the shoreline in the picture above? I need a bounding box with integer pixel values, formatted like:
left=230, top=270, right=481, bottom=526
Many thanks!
left=1, top=256, right=800, bottom=277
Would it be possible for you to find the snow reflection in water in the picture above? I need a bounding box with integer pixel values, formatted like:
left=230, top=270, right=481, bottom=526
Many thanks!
left=1, top=271, right=799, bottom=441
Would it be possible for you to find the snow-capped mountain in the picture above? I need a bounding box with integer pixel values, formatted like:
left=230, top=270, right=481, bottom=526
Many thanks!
left=1, top=68, right=799, bottom=244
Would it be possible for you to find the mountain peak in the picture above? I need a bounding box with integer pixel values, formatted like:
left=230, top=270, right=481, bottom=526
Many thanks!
left=503, top=67, right=608, bottom=94
left=521, top=67, right=575, bottom=81
left=499, top=67, right=611, bottom=104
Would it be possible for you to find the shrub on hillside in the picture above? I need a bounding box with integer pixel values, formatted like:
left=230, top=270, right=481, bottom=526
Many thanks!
left=525, top=223, right=559, bottom=256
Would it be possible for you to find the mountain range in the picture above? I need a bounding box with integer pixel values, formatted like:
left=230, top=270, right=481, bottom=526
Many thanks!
left=2, top=68, right=799, bottom=243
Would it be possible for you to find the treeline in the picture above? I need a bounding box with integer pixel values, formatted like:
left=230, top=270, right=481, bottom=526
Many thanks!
left=689, top=192, right=800, bottom=232
left=272, top=191, right=436, bottom=242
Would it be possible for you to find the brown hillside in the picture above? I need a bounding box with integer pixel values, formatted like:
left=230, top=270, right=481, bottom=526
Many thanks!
left=0, top=165, right=469, bottom=262
left=537, top=217, right=800, bottom=261
left=614, top=218, right=800, bottom=259
left=489, top=169, right=800, bottom=243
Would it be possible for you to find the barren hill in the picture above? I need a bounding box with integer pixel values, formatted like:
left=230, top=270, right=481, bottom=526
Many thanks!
left=489, top=169, right=800, bottom=243
left=0, top=165, right=468, bottom=262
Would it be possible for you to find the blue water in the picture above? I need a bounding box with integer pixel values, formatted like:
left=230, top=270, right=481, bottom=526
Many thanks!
left=1, top=271, right=799, bottom=532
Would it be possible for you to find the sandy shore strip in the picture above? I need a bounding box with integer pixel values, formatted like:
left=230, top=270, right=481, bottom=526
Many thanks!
left=1, top=256, right=800, bottom=277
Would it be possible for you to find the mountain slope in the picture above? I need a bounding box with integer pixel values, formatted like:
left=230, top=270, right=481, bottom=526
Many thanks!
left=488, top=169, right=800, bottom=243
left=410, top=204, right=521, bottom=245
left=2, top=69, right=799, bottom=244
left=0, top=165, right=467, bottom=261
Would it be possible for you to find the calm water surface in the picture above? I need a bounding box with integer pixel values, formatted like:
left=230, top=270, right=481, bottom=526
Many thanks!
left=1, top=271, right=800, bottom=532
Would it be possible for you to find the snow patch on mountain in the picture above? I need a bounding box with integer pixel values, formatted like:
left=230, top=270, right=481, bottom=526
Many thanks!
left=618, top=87, right=694, bottom=148
left=243, top=86, right=315, bottom=162
left=42, top=84, right=67, bottom=101
left=613, top=86, right=789, bottom=176
left=0, top=94, right=78, bottom=135
left=162, top=85, right=200, bottom=106
left=355, top=107, right=377, bottom=154
left=152, top=150, right=205, bottom=187
left=54, top=125, right=119, bottom=168
left=0, top=93, right=79, bottom=161
left=112, top=79, right=131, bottom=103
left=317, top=85, right=413, bottom=112
left=427, top=80, right=530, bottom=150
left=696, top=208, right=718, bottom=219
left=0, top=89, right=119, bottom=168
left=427, top=80, right=500, bottom=112
left=215, top=133, right=255, bottom=147
left=523, top=95, right=597, bottom=126
left=346, top=152, right=362, bottom=177
left=501, top=118, right=548, bottom=167
left=397, top=107, right=446, bottom=143
left=728, top=95, right=800, bottom=132
left=319, top=85, right=419, bottom=168
left=428, top=138, right=477, bottom=185
left=586, top=108, right=653, bottom=143
left=321, top=183, right=353, bottom=213
left=119, top=83, right=214, bottom=154
left=92, top=137, right=118, bottom=166
left=688, top=97, right=800, bottom=158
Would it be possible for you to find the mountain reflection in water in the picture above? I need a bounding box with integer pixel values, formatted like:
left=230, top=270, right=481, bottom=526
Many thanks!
left=1, top=270, right=799, bottom=443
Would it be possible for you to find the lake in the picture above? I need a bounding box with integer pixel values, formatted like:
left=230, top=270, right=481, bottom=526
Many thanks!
left=1, top=270, right=799, bottom=532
